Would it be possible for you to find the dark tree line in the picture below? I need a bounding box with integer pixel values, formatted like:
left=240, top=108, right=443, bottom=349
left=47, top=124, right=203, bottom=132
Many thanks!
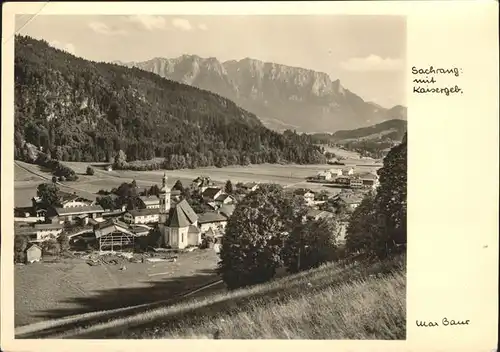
left=15, top=35, right=326, bottom=169
left=345, top=133, right=407, bottom=258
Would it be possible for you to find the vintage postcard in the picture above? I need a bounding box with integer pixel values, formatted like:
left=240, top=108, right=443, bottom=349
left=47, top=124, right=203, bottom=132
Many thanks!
left=1, top=1, right=498, bottom=351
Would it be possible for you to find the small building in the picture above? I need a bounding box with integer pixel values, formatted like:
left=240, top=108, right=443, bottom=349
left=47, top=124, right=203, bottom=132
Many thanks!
left=241, top=182, right=259, bottom=192
left=219, top=204, right=236, bottom=218
left=123, top=208, right=160, bottom=224
left=306, top=209, right=334, bottom=221
left=26, top=244, right=42, bottom=263
left=198, top=212, right=228, bottom=234
left=335, top=176, right=351, bottom=185
left=358, top=172, right=380, bottom=189
left=202, top=187, right=224, bottom=202
left=294, top=189, right=315, bottom=206
left=214, top=193, right=236, bottom=206
left=338, top=194, right=364, bottom=210
left=328, top=168, right=343, bottom=177
left=349, top=177, right=364, bottom=188
left=342, top=167, right=355, bottom=176
left=317, top=171, right=332, bottom=181
left=138, top=196, right=160, bottom=209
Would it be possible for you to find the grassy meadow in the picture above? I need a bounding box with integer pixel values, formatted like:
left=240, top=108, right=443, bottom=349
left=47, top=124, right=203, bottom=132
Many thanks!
left=23, top=254, right=405, bottom=339
left=14, top=158, right=381, bottom=207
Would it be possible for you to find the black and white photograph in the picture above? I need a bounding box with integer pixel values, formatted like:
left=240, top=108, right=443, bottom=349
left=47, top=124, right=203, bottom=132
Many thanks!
left=9, top=13, right=409, bottom=340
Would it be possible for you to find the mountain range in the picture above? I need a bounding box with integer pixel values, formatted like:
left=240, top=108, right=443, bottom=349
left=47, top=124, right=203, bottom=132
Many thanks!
left=14, top=36, right=325, bottom=168
left=114, top=56, right=407, bottom=133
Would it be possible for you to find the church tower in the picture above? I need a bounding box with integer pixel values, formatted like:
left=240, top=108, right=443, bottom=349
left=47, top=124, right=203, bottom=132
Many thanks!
left=159, top=172, right=171, bottom=214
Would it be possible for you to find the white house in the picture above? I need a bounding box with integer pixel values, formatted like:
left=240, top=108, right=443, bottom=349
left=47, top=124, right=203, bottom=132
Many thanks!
left=328, top=168, right=343, bottom=177
left=202, top=187, right=224, bottom=202
left=16, top=223, right=64, bottom=242
left=197, top=212, right=228, bottom=234
left=295, top=189, right=316, bottom=206
left=342, top=167, right=355, bottom=176
left=214, top=193, right=236, bottom=206
left=317, top=171, right=332, bottom=181
left=349, top=177, right=364, bottom=188
left=123, top=208, right=160, bottom=224
left=241, top=182, right=259, bottom=192
left=138, top=196, right=160, bottom=209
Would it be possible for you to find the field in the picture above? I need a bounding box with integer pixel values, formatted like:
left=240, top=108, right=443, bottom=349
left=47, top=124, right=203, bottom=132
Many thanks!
left=14, top=249, right=221, bottom=328
left=16, top=254, right=406, bottom=339
left=14, top=159, right=382, bottom=208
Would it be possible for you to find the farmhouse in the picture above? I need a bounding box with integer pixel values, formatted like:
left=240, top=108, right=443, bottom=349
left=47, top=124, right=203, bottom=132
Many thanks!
left=358, top=172, right=380, bottom=189
left=47, top=205, right=105, bottom=224
left=317, top=171, right=332, bottom=181
left=342, top=167, right=355, bottom=176
left=294, top=189, right=315, bottom=206
left=138, top=196, right=160, bottom=209
left=197, top=212, right=228, bottom=233
left=241, top=182, right=259, bottom=192
left=26, top=244, right=42, bottom=263
left=160, top=199, right=201, bottom=250
left=328, top=168, right=343, bottom=177
left=16, top=223, right=64, bottom=242
left=306, top=209, right=334, bottom=221
left=123, top=208, right=160, bottom=224
left=219, top=204, right=236, bottom=218
left=202, top=187, right=224, bottom=202
left=349, top=177, right=364, bottom=188
left=214, top=193, right=236, bottom=206
left=338, top=193, right=364, bottom=210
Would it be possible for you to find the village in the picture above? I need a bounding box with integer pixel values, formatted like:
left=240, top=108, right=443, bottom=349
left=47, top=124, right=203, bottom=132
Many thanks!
left=14, top=166, right=377, bottom=266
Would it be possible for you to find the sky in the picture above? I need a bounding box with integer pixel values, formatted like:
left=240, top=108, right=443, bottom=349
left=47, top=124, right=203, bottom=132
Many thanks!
left=16, top=15, right=406, bottom=108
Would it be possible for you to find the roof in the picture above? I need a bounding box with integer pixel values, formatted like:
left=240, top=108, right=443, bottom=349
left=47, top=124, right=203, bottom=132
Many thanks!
left=357, top=172, right=378, bottom=180
left=202, top=187, right=222, bottom=199
left=94, top=219, right=136, bottom=238
left=27, top=244, right=42, bottom=251
left=188, top=225, right=200, bottom=234
left=138, top=196, right=160, bottom=205
left=33, top=223, right=64, bottom=230
left=219, top=204, right=236, bottom=218
left=168, top=199, right=198, bottom=228
left=295, top=189, right=315, bottom=196
left=127, top=208, right=160, bottom=217
left=317, top=171, right=331, bottom=176
left=306, top=209, right=334, bottom=219
left=59, top=191, right=80, bottom=203
left=55, top=205, right=104, bottom=216
left=198, top=212, right=228, bottom=224
left=242, top=182, right=258, bottom=189
left=215, top=193, right=233, bottom=202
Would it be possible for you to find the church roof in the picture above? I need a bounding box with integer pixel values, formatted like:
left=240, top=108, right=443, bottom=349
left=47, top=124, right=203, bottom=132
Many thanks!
left=168, top=199, right=198, bottom=228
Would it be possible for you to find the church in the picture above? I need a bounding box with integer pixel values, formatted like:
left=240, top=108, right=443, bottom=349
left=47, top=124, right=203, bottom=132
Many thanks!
left=157, top=173, right=202, bottom=249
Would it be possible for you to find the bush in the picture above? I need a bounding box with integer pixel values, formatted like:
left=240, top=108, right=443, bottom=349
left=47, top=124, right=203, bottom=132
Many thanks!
left=86, top=166, right=95, bottom=175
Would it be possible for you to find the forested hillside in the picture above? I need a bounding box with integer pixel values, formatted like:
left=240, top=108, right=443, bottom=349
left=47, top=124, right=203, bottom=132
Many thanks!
left=14, top=36, right=325, bottom=168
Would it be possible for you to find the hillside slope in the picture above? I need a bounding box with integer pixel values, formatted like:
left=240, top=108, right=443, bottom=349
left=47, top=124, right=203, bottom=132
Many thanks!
left=311, top=119, right=407, bottom=159
left=17, top=255, right=405, bottom=339
left=116, top=56, right=407, bottom=133
left=14, top=36, right=324, bottom=167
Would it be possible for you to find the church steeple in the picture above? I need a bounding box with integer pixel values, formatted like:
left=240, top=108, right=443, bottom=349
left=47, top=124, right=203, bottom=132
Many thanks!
left=159, top=172, right=171, bottom=214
